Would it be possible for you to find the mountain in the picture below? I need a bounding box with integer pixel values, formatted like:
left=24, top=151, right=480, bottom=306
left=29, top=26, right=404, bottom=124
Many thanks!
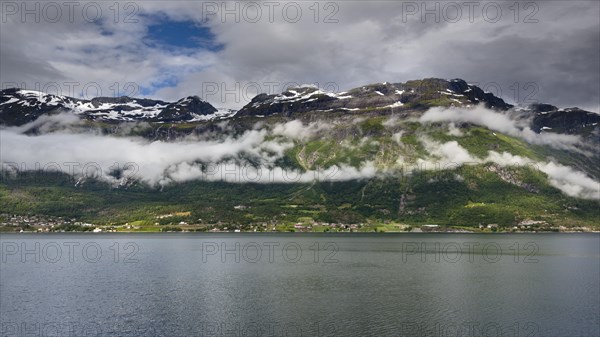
left=527, top=103, right=600, bottom=134
left=1, top=78, right=599, bottom=232
left=3, top=78, right=597, bottom=135
left=237, top=78, right=513, bottom=117
left=0, top=88, right=235, bottom=125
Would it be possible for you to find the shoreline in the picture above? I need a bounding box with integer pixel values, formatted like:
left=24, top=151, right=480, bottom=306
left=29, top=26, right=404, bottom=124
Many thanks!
left=2, top=230, right=599, bottom=235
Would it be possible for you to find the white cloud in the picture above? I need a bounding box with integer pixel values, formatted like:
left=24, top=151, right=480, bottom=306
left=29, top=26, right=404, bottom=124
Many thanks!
left=447, top=122, right=463, bottom=136
left=414, top=140, right=599, bottom=200
left=0, top=118, right=369, bottom=186
left=418, top=139, right=478, bottom=166
left=420, top=106, right=582, bottom=150
left=1, top=124, right=270, bottom=185
left=1, top=112, right=598, bottom=200
left=485, top=151, right=600, bottom=200
left=391, top=131, right=404, bottom=145
left=271, top=120, right=332, bottom=140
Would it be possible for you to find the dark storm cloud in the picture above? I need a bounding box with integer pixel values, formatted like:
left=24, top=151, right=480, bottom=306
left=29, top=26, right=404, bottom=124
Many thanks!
left=0, top=47, right=65, bottom=89
left=419, top=26, right=600, bottom=110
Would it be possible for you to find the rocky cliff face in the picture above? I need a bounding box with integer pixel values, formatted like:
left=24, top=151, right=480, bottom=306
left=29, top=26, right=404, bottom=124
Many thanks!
left=154, top=96, right=218, bottom=122
left=528, top=103, right=600, bottom=134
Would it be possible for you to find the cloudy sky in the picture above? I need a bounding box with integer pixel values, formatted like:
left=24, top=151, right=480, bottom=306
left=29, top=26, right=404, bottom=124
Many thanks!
left=1, top=0, right=598, bottom=111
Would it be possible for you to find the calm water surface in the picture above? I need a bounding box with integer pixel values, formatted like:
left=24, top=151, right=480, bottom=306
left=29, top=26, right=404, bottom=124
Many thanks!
left=1, top=233, right=598, bottom=336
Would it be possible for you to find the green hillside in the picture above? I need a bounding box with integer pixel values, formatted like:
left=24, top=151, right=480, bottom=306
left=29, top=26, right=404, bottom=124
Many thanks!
left=2, top=116, right=598, bottom=232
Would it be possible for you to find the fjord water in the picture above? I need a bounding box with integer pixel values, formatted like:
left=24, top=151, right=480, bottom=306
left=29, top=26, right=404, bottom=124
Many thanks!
left=1, top=233, right=598, bottom=337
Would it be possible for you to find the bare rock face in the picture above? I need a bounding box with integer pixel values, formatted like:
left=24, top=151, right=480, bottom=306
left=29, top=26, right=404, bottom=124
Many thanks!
left=153, top=96, right=218, bottom=122
left=529, top=103, right=600, bottom=134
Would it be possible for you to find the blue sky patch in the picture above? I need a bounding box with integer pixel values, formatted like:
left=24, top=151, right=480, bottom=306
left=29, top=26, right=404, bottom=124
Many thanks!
left=146, top=19, right=222, bottom=52
left=137, top=18, right=222, bottom=95
left=139, top=76, right=180, bottom=96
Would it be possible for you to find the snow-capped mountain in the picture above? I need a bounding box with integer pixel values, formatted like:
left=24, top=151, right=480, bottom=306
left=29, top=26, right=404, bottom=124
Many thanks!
left=232, top=78, right=599, bottom=136
left=236, top=78, right=513, bottom=117
left=1, top=79, right=598, bottom=137
left=0, top=88, right=235, bottom=125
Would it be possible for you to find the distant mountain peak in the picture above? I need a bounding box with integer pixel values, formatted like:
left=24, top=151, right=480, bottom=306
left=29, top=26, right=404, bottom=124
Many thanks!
left=0, top=88, right=232, bottom=125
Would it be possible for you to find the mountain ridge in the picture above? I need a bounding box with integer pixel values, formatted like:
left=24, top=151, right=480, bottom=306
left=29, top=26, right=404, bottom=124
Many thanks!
left=2, top=78, right=599, bottom=136
left=0, top=88, right=235, bottom=125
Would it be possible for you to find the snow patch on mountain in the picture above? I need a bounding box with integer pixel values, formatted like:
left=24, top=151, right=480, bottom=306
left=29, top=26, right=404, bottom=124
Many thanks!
left=0, top=89, right=230, bottom=123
